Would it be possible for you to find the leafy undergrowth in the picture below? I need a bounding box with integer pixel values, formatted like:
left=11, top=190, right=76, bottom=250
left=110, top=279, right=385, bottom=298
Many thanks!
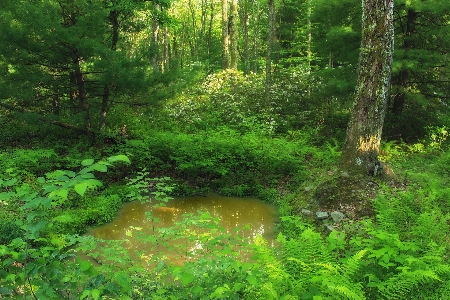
left=2, top=139, right=450, bottom=299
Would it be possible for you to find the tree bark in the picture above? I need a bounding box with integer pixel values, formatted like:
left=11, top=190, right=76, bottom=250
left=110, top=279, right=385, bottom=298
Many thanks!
left=100, top=9, right=119, bottom=131
left=229, top=0, right=238, bottom=69
left=239, top=0, right=250, bottom=74
left=72, top=55, right=93, bottom=141
left=265, top=0, right=276, bottom=105
left=222, top=0, right=229, bottom=69
left=341, top=0, right=394, bottom=176
left=152, top=4, right=161, bottom=72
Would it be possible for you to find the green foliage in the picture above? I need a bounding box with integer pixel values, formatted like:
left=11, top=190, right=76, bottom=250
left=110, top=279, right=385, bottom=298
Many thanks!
left=116, top=129, right=309, bottom=195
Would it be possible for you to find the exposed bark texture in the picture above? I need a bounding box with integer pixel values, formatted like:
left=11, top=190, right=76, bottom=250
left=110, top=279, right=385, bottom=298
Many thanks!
left=239, top=1, right=250, bottom=74
left=229, top=0, right=238, bottom=69
left=221, top=0, right=229, bottom=69
left=341, top=0, right=394, bottom=176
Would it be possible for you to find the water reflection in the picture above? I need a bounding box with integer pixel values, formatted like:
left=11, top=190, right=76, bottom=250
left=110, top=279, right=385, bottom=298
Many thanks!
left=86, top=194, right=278, bottom=265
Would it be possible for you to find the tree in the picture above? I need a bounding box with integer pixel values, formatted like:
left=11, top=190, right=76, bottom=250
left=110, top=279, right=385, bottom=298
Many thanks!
left=265, top=0, right=276, bottom=104
left=222, top=0, right=230, bottom=69
left=341, top=0, right=394, bottom=175
left=229, top=0, right=239, bottom=69
left=386, top=1, right=450, bottom=139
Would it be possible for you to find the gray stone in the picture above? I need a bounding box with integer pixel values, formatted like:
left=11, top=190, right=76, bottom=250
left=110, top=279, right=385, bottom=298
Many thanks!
left=316, top=211, right=329, bottom=220
left=301, top=209, right=313, bottom=216
left=341, top=171, right=350, bottom=178
left=304, top=186, right=313, bottom=192
left=325, top=224, right=334, bottom=232
left=330, top=211, right=345, bottom=223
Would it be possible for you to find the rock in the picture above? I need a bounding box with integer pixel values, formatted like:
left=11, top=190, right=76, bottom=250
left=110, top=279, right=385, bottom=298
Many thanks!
left=330, top=211, right=345, bottom=223
left=301, top=209, right=313, bottom=216
left=304, top=186, right=313, bottom=192
left=341, top=171, right=350, bottom=178
left=316, top=211, right=329, bottom=220
left=324, top=224, right=334, bottom=232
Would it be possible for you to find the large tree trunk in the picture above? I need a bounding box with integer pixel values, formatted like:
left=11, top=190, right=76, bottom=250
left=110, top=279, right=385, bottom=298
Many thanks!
left=341, top=0, right=394, bottom=176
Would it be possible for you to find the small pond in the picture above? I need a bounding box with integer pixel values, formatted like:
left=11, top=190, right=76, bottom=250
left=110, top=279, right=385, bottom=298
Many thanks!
left=86, top=194, right=278, bottom=265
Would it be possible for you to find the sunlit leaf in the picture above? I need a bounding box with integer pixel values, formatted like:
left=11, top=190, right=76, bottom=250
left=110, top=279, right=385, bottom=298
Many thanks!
left=115, top=272, right=131, bottom=292
left=74, top=182, right=88, bottom=196
left=81, top=159, right=95, bottom=166
left=181, top=272, right=195, bottom=286
left=3, top=178, right=18, bottom=187
left=107, top=154, right=131, bottom=164
left=80, top=260, right=92, bottom=272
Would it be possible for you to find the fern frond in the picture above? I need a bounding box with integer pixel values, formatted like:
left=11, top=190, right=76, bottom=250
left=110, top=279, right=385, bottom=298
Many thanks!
left=341, top=249, right=367, bottom=280
left=327, top=283, right=366, bottom=300
left=381, top=269, right=441, bottom=299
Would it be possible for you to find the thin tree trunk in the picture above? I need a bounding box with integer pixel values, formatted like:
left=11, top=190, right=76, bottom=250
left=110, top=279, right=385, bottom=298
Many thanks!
left=229, top=0, right=238, bottom=69
left=265, top=0, right=276, bottom=105
left=239, top=0, right=250, bottom=74
left=307, top=0, right=312, bottom=72
left=72, top=55, right=93, bottom=141
left=222, top=0, right=229, bottom=69
left=252, top=1, right=259, bottom=73
left=188, top=0, right=198, bottom=60
left=163, top=26, right=170, bottom=72
left=152, top=4, right=161, bottom=72
left=341, top=0, right=394, bottom=176
left=392, top=8, right=417, bottom=115
left=207, top=0, right=214, bottom=60
left=100, top=9, right=119, bottom=131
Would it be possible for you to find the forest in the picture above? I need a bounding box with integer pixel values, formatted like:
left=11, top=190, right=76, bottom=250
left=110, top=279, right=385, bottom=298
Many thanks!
left=0, top=0, right=450, bottom=298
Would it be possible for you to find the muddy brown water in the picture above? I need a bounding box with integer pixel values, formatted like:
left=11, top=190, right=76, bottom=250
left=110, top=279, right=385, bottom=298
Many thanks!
left=85, top=194, right=278, bottom=265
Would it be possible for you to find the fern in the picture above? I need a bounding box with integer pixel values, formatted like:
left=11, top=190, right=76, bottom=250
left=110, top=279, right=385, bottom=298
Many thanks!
left=380, top=269, right=441, bottom=299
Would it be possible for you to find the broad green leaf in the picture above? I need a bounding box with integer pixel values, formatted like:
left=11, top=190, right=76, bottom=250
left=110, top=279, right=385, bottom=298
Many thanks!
left=3, top=178, right=18, bottom=187
left=37, top=177, right=45, bottom=184
left=0, top=287, right=12, bottom=295
left=31, top=220, right=48, bottom=238
left=115, top=272, right=131, bottom=292
left=80, top=290, right=90, bottom=299
left=80, top=260, right=92, bottom=272
left=181, top=272, right=195, bottom=286
left=21, top=197, right=51, bottom=210
left=74, top=182, right=88, bottom=196
left=80, top=173, right=96, bottom=179
left=56, top=175, right=70, bottom=182
left=247, top=276, right=258, bottom=285
left=49, top=189, right=69, bottom=202
left=43, top=185, right=59, bottom=195
left=92, top=289, right=100, bottom=300
left=81, top=159, right=95, bottom=166
left=107, top=154, right=131, bottom=164
left=92, top=164, right=108, bottom=172
left=52, top=214, right=74, bottom=223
